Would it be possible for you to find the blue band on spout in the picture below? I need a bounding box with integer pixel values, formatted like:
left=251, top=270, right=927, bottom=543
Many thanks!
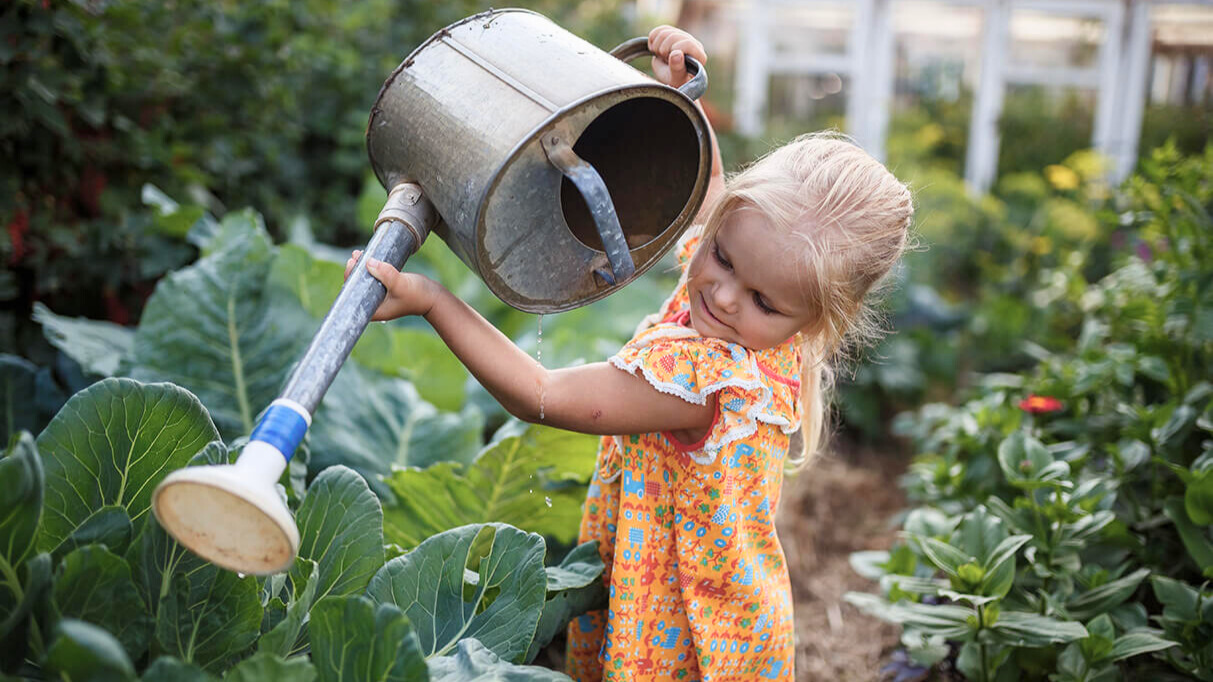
left=250, top=404, right=309, bottom=462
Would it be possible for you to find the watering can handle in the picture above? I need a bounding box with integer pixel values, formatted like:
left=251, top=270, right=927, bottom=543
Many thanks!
left=610, top=37, right=708, bottom=102
left=542, top=134, right=636, bottom=285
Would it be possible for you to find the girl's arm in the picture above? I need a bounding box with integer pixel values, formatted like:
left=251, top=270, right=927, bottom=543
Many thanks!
left=351, top=255, right=716, bottom=437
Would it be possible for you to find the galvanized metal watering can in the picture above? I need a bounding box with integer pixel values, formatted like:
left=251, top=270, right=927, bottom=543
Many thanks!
left=152, top=8, right=713, bottom=574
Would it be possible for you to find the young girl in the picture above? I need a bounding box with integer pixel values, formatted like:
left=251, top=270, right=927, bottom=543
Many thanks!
left=347, top=26, right=912, bottom=682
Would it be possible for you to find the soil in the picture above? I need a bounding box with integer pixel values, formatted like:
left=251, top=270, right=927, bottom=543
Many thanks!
left=776, top=442, right=910, bottom=681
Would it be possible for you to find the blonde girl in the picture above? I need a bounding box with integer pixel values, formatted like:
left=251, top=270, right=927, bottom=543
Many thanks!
left=347, top=26, right=912, bottom=682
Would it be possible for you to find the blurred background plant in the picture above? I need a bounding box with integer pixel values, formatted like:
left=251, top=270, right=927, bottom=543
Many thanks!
left=2, top=0, right=1211, bottom=677
left=0, top=0, right=630, bottom=358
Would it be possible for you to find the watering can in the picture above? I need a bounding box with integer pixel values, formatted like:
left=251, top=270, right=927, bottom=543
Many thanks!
left=151, top=8, right=713, bottom=574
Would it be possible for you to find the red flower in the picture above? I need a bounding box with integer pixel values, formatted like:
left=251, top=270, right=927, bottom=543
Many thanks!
left=1019, top=395, right=1063, bottom=414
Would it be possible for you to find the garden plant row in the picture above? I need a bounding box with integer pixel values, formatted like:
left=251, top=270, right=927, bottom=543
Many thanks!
left=847, top=144, right=1213, bottom=680
left=0, top=205, right=612, bottom=680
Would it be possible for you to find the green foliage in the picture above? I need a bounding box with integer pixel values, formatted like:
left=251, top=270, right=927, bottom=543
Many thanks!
left=0, top=378, right=605, bottom=679
left=0, top=0, right=632, bottom=360
left=849, top=143, right=1213, bottom=680
left=381, top=423, right=599, bottom=550
left=35, top=378, right=219, bottom=555
left=366, top=523, right=547, bottom=663
left=309, top=595, right=428, bottom=682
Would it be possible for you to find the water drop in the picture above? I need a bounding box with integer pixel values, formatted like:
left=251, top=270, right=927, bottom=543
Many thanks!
left=544, top=496, right=552, bottom=508
left=536, top=314, right=544, bottom=365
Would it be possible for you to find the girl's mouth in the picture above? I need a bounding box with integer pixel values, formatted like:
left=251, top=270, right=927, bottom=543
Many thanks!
left=698, top=292, right=728, bottom=328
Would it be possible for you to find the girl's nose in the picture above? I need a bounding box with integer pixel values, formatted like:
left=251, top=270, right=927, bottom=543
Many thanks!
left=712, top=281, right=741, bottom=314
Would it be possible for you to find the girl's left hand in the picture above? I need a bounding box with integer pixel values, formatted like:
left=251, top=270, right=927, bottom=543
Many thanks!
left=647, top=25, right=707, bottom=89
left=345, top=249, right=439, bottom=320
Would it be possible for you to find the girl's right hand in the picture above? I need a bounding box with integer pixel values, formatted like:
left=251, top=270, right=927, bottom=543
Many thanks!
left=647, top=25, right=707, bottom=89
left=345, top=249, right=439, bottom=320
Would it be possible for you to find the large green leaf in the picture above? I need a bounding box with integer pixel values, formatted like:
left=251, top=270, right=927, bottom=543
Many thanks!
left=265, top=243, right=345, bottom=319
left=381, top=424, right=597, bottom=550
left=43, top=618, right=136, bottom=682
left=430, top=639, right=573, bottom=682
left=524, top=542, right=607, bottom=663
left=0, top=553, right=52, bottom=672
left=130, top=210, right=307, bottom=437
left=127, top=519, right=263, bottom=672
left=49, top=505, right=134, bottom=563
left=33, top=302, right=133, bottom=377
left=35, top=378, right=220, bottom=553
left=291, top=466, right=385, bottom=604
left=259, top=558, right=319, bottom=658
left=1, top=357, right=42, bottom=443
left=366, top=523, right=547, bottom=663
left=309, top=365, right=482, bottom=499
left=267, top=243, right=469, bottom=411
left=224, top=652, right=317, bottom=682
left=309, top=595, right=429, bottom=682
left=53, top=545, right=151, bottom=662
left=0, top=433, right=42, bottom=570
left=141, top=656, right=214, bottom=682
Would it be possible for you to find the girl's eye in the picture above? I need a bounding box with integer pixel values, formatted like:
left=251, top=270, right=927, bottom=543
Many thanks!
left=753, top=292, right=778, bottom=315
left=712, top=243, right=731, bottom=270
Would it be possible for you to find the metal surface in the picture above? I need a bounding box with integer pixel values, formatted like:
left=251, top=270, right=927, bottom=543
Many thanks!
left=541, top=134, right=635, bottom=284
left=279, top=183, right=437, bottom=413
left=367, top=8, right=712, bottom=313
left=608, top=37, right=708, bottom=102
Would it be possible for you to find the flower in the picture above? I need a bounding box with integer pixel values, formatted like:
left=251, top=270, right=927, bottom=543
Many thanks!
left=1019, top=394, right=1063, bottom=414
left=1045, top=164, right=1080, bottom=191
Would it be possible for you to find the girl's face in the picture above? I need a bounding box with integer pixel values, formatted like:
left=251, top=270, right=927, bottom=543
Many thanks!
left=686, top=208, right=816, bottom=350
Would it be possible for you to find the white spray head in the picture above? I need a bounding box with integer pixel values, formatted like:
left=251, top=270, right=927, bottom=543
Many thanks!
left=153, top=439, right=300, bottom=575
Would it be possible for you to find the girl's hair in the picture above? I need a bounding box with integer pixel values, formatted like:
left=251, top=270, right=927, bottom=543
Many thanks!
left=696, top=131, right=913, bottom=468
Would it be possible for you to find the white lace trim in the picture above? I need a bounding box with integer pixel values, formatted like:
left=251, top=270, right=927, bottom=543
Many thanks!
left=607, top=346, right=799, bottom=466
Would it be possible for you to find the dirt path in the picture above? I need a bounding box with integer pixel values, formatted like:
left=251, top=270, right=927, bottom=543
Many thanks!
left=776, top=445, right=909, bottom=680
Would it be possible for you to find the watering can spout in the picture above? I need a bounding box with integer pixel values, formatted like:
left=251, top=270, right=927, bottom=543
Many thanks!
left=152, top=183, right=437, bottom=575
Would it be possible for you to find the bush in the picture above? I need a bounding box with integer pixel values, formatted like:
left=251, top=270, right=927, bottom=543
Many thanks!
left=847, top=142, right=1213, bottom=680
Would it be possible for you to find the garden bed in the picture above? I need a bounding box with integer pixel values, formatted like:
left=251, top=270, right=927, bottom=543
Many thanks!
left=778, top=444, right=908, bottom=680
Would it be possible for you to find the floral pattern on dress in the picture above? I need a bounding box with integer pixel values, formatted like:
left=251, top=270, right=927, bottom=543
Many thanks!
left=566, top=227, right=802, bottom=682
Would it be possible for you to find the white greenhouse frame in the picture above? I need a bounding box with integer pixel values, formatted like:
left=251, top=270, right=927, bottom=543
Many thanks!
left=732, top=0, right=1211, bottom=193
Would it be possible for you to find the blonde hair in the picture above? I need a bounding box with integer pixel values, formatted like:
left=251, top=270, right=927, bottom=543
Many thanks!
left=695, top=132, right=913, bottom=468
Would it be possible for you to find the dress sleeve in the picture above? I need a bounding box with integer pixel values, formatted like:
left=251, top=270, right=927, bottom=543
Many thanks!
left=608, top=326, right=798, bottom=464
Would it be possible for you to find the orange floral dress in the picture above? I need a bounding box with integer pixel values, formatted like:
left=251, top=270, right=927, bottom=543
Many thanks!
left=566, top=229, right=801, bottom=682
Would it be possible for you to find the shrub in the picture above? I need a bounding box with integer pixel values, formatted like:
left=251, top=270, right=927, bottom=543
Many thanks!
left=848, top=142, right=1213, bottom=680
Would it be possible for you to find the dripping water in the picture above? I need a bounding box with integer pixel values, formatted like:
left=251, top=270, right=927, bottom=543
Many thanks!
left=537, top=314, right=546, bottom=421
left=536, top=314, right=544, bottom=365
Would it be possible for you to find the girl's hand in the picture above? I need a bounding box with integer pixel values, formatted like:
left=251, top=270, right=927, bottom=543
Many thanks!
left=647, top=25, right=707, bottom=89
left=345, top=249, right=438, bottom=320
